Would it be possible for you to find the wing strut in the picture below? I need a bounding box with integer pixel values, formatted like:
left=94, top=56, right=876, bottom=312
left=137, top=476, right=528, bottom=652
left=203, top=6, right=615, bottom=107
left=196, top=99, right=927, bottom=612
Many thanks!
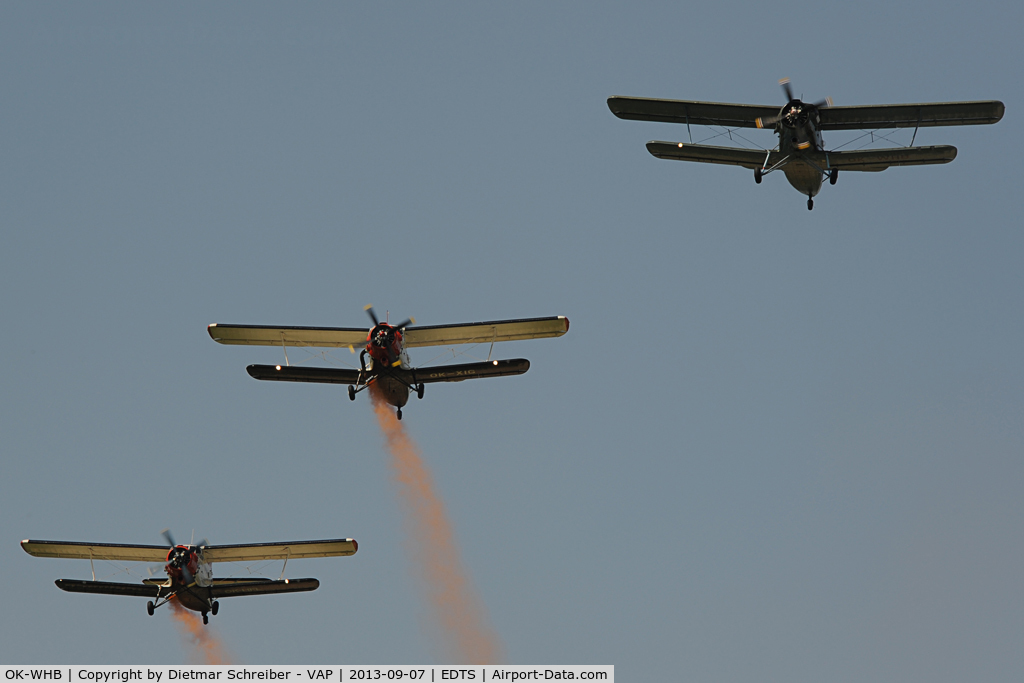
left=279, top=547, right=290, bottom=580
left=281, top=338, right=290, bottom=366
left=90, top=550, right=95, bottom=582
left=487, top=328, right=497, bottom=361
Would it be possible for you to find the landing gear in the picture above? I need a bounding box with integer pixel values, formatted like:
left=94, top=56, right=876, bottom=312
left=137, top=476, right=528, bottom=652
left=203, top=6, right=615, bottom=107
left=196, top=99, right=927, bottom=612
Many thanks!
left=202, top=612, right=209, bottom=625
left=416, top=384, right=424, bottom=399
left=396, top=408, right=402, bottom=420
left=211, top=601, right=219, bottom=616
left=829, top=168, right=838, bottom=185
left=807, top=197, right=814, bottom=210
left=754, top=167, right=762, bottom=184
left=348, top=385, right=356, bottom=401
left=147, top=601, right=155, bottom=616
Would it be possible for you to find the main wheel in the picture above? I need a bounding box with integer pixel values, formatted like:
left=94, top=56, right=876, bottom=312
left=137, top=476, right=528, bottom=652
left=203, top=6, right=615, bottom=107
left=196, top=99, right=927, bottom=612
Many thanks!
left=754, top=167, right=762, bottom=184
left=147, top=601, right=155, bottom=616
left=829, top=168, right=838, bottom=185
left=211, top=601, right=219, bottom=616
left=807, top=198, right=814, bottom=210
left=396, top=408, right=403, bottom=420
left=348, top=385, right=356, bottom=401
left=202, top=612, right=209, bottom=625
left=417, top=384, right=424, bottom=400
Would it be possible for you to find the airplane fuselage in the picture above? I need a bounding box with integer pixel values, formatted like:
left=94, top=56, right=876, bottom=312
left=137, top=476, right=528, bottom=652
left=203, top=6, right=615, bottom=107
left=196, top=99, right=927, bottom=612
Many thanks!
left=363, top=322, right=413, bottom=408
left=163, top=545, right=215, bottom=613
left=774, top=100, right=826, bottom=199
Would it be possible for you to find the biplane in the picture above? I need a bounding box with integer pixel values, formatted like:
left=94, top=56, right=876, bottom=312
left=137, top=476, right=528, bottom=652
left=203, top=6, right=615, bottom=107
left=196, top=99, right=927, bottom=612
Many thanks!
left=21, top=531, right=357, bottom=624
left=608, top=79, right=1004, bottom=209
left=208, top=306, right=569, bottom=419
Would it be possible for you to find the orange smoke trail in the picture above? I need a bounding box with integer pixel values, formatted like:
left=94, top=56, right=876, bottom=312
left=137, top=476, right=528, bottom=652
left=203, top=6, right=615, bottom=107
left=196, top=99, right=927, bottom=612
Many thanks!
left=370, top=385, right=503, bottom=664
left=168, top=599, right=233, bottom=664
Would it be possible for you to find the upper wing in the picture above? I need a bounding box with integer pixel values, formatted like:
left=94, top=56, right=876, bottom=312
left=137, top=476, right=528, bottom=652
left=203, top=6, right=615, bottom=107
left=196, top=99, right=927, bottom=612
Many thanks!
left=211, top=578, right=320, bottom=598
left=208, top=324, right=368, bottom=348
left=22, top=540, right=168, bottom=563
left=819, top=101, right=1004, bottom=130
left=646, top=141, right=779, bottom=169
left=203, top=539, right=358, bottom=563
left=608, top=97, right=777, bottom=129
left=403, top=316, right=569, bottom=348
left=823, top=145, right=957, bottom=171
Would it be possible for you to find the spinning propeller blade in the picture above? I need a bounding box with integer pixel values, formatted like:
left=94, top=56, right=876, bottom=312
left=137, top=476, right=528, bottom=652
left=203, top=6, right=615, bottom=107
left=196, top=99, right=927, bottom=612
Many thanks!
left=364, top=305, right=379, bottom=326
left=780, top=78, right=794, bottom=102
left=394, top=317, right=415, bottom=330
left=161, top=528, right=194, bottom=583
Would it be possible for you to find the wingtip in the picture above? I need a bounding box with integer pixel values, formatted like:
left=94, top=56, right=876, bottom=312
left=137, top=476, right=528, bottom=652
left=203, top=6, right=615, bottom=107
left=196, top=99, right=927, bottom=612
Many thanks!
left=563, top=316, right=570, bottom=332
left=994, top=101, right=1005, bottom=122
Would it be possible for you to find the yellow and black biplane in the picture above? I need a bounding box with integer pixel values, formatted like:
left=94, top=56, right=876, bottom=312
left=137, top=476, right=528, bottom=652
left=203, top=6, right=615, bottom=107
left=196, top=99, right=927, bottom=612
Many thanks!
left=209, top=307, right=569, bottom=420
left=21, top=532, right=357, bottom=624
left=608, top=79, right=1004, bottom=209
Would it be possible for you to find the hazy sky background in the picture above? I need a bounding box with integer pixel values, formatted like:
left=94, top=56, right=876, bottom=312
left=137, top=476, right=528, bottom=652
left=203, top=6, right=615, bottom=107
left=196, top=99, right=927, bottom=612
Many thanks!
left=1, top=3, right=1022, bottom=680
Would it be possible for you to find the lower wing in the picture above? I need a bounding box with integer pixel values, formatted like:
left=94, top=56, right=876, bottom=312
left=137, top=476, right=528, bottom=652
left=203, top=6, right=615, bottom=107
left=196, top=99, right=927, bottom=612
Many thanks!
left=55, top=579, right=168, bottom=598
left=822, top=145, right=957, bottom=171
left=247, top=359, right=530, bottom=386
left=646, top=141, right=957, bottom=172
left=405, top=359, right=530, bottom=383
left=646, top=142, right=778, bottom=169
left=211, top=578, right=320, bottom=598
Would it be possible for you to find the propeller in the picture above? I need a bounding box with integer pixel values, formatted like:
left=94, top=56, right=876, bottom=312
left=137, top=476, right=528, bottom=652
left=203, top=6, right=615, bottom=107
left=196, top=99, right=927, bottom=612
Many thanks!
left=755, top=79, right=832, bottom=131
left=365, top=305, right=415, bottom=334
left=780, top=77, right=795, bottom=102
left=160, top=528, right=194, bottom=584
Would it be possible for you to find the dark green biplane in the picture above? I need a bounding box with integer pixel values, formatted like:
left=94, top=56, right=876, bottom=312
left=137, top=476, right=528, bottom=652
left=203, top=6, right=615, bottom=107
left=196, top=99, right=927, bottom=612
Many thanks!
left=608, top=79, right=1004, bottom=209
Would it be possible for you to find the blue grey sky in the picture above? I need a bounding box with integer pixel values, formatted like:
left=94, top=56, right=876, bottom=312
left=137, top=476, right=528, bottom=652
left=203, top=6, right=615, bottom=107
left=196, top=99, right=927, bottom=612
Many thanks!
left=1, top=2, right=1022, bottom=679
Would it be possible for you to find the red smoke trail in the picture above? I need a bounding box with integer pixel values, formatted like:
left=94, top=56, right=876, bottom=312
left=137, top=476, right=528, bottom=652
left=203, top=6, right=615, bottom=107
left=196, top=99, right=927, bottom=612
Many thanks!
left=370, top=384, right=503, bottom=664
left=168, top=598, right=233, bottom=664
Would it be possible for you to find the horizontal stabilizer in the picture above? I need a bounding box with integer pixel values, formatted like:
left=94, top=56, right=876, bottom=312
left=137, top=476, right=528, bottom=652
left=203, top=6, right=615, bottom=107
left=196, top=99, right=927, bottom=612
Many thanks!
left=211, top=578, right=320, bottom=598
left=56, top=579, right=166, bottom=598
left=247, top=365, right=362, bottom=385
